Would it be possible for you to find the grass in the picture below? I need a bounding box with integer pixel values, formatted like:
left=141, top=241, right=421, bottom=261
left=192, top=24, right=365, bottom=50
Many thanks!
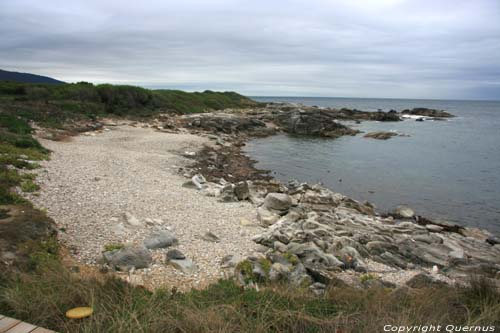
left=20, top=178, right=40, bottom=192
left=0, top=258, right=499, bottom=332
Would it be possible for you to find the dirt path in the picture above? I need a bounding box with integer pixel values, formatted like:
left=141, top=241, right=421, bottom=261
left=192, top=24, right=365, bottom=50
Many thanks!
left=29, top=125, right=261, bottom=290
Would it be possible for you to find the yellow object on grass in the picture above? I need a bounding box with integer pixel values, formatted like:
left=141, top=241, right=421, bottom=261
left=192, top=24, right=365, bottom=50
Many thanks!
left=66, top=307, right=93, bottom=319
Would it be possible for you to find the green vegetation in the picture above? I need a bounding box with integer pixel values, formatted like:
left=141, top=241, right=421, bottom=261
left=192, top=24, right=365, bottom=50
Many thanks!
left=20, top=177, right=40, bottom=192
left=0, top=114, right=47, bottom=203
left=103, top=243, right=125, bottom=252
left=0, top=81, right=258, bottom=128
left=1, top=259, right=499, bottom=332
left=360, top=273, right=377, bottom=283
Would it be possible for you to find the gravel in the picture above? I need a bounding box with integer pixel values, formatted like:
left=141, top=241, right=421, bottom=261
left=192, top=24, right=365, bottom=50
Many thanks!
left=28, top=125, right=262, bottom=290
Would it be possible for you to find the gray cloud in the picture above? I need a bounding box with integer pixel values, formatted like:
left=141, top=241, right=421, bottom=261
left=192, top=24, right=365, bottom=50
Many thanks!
left=1, top=0, right=499, bottom=99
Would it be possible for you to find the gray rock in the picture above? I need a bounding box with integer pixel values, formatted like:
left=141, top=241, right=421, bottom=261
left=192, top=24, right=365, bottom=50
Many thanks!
left=426, top=224, right=444, bottom=232
left=166, top=249, right=186, bottom=260
left=269, top=262, right=291, bottom=281
left=309, top=282, right=326, bottom=295
left=168, top=258, right=197, bottom=274
left=104, top=246, right=152, bottom=270
left=392, top=205, right=415, bottom=219
left=191, top=174, right=207, bottom=190
left=460, top=227, right=492, bottom=242
left=487, top=236, right=500, bottom=246
left=144, top=230, right=178, bottom=249
left=264, top=193, right=292, bottom=213
left=234, top=181, right=250, bottom=200
left=257, top=206, right=280, bottom=226
left=201, top=231, right=220, bottom=243
left=289, top=263, right=313, bottom=287
left=406, top=273, right=446, bottom=288
left=218, top=184, right=238, bottom=202
left=220, top=254, right=243, bottom=268
left=124, top=212, right=144, bottom=228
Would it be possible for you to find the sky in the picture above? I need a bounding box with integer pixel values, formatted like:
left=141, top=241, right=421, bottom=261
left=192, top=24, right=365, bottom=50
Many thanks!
left=1, top=0, right=500, bottom=100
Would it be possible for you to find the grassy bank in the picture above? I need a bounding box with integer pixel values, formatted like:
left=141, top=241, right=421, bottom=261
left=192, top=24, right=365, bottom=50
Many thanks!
left=0, top=81, right=258, bottom=128
left=1, top=259, right=499, bottom=332
left=0, top=93, right=499, bottom=332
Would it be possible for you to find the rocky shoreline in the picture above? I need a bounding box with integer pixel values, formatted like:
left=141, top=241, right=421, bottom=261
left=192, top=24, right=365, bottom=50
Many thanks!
left=27, top=102, right=500, bottom=294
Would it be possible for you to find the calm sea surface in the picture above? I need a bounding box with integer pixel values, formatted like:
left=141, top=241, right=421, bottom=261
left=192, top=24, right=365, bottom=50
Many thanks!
left=245, top=97, right=500, bottom=234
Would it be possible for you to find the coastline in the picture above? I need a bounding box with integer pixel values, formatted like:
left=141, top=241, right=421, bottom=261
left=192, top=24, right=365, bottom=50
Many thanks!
left=24, top=107, right=500, bottom=292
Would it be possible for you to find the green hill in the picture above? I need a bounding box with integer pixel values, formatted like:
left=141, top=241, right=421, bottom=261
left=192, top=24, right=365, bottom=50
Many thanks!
left=0, top=69, right=65, bottom=84
left=0, top=81, right=259, bottom=127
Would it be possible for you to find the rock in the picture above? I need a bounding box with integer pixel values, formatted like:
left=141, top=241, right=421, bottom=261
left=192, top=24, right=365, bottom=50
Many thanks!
left=201, top=231, right=220, bottom=243
left=264, top=193, right=292, bottom=213
left=166, top=249, right=186, bottom=260
left=218, top=184, right=238, bottom=202
left=220, top=254, right=243, bottom=268
left=257, top=206, right=280, bottom=226
left=392, top=205, right=415, bottom=219
left=191, top=174, right=206, bottom=190
left=289, top=263, right=313, bottom=287
left=269, top=262, right=291, bottom=281
left=406, top=273, right=446, bottom=288
left=182, top=151, right=196, bottom=157
left=426, top=224, right=444, bottom=232
left=486, top=236, right=500, bottom=246
left=143, top=230, right=178, bottom=249
left=124, top=212, right=144, bottom=228
left=401, top=108, right=454, bottom=118
left=309, top=282, right=326, bottom=295
left=180, top=113, right=266, bottom=134
left=272, top=109, right=359, bottom=137
left=103, top=246, right=152, bottom=270
left=460, top=227, right=492, bottom=242
left=168, top=258, right=197, bottom=274
left=234, top=181, right=250, bottom=200
left=363, top=131, right=399, bottom=140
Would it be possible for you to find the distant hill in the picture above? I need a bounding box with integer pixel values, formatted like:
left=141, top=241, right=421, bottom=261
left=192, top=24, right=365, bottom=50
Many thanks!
left=0, top=69, right=65, bottom=84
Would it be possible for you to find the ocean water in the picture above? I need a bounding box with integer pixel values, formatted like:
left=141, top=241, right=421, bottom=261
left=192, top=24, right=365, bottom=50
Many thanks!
left=245, top=97, right=500, bottom=234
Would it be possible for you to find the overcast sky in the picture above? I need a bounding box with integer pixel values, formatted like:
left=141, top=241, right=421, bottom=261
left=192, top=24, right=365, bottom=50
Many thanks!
left=1, top=0, right=499, bottom=99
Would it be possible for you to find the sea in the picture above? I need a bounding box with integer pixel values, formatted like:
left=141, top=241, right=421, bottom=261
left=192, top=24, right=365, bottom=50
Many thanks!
left=244, top=97, right=500, bottom=234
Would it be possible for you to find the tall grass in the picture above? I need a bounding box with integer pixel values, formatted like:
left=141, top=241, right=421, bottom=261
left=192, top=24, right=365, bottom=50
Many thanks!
left=1, top=260, right=499, bottom=333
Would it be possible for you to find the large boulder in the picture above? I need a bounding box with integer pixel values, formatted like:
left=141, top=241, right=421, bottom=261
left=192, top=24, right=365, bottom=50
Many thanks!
left=103, top=246, right=152, bottom=270
left=264, top=193, right=292, bottom=213
left=143, top=230, right=178, bottom=249
left=234, top=181, right=250, bottom=200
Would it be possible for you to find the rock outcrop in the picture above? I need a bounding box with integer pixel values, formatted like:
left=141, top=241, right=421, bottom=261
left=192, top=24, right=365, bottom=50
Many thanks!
left=401, top=108, right=454, bottom=118
left=231, top=181, right=500, bottom=288
left=271, top=109, right=359, bottom=138
left=363, top=131, right=399, bottom=140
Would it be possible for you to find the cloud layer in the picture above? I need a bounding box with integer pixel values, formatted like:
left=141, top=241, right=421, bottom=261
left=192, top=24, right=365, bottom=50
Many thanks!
left=1, top=0, right=499, bottom=99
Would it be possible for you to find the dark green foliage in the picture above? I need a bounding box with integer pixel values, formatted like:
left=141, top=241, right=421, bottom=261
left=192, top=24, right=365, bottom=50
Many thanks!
left=0, top=81, right=258, bottom=127
left=0, top=114, right=48, bottom=203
